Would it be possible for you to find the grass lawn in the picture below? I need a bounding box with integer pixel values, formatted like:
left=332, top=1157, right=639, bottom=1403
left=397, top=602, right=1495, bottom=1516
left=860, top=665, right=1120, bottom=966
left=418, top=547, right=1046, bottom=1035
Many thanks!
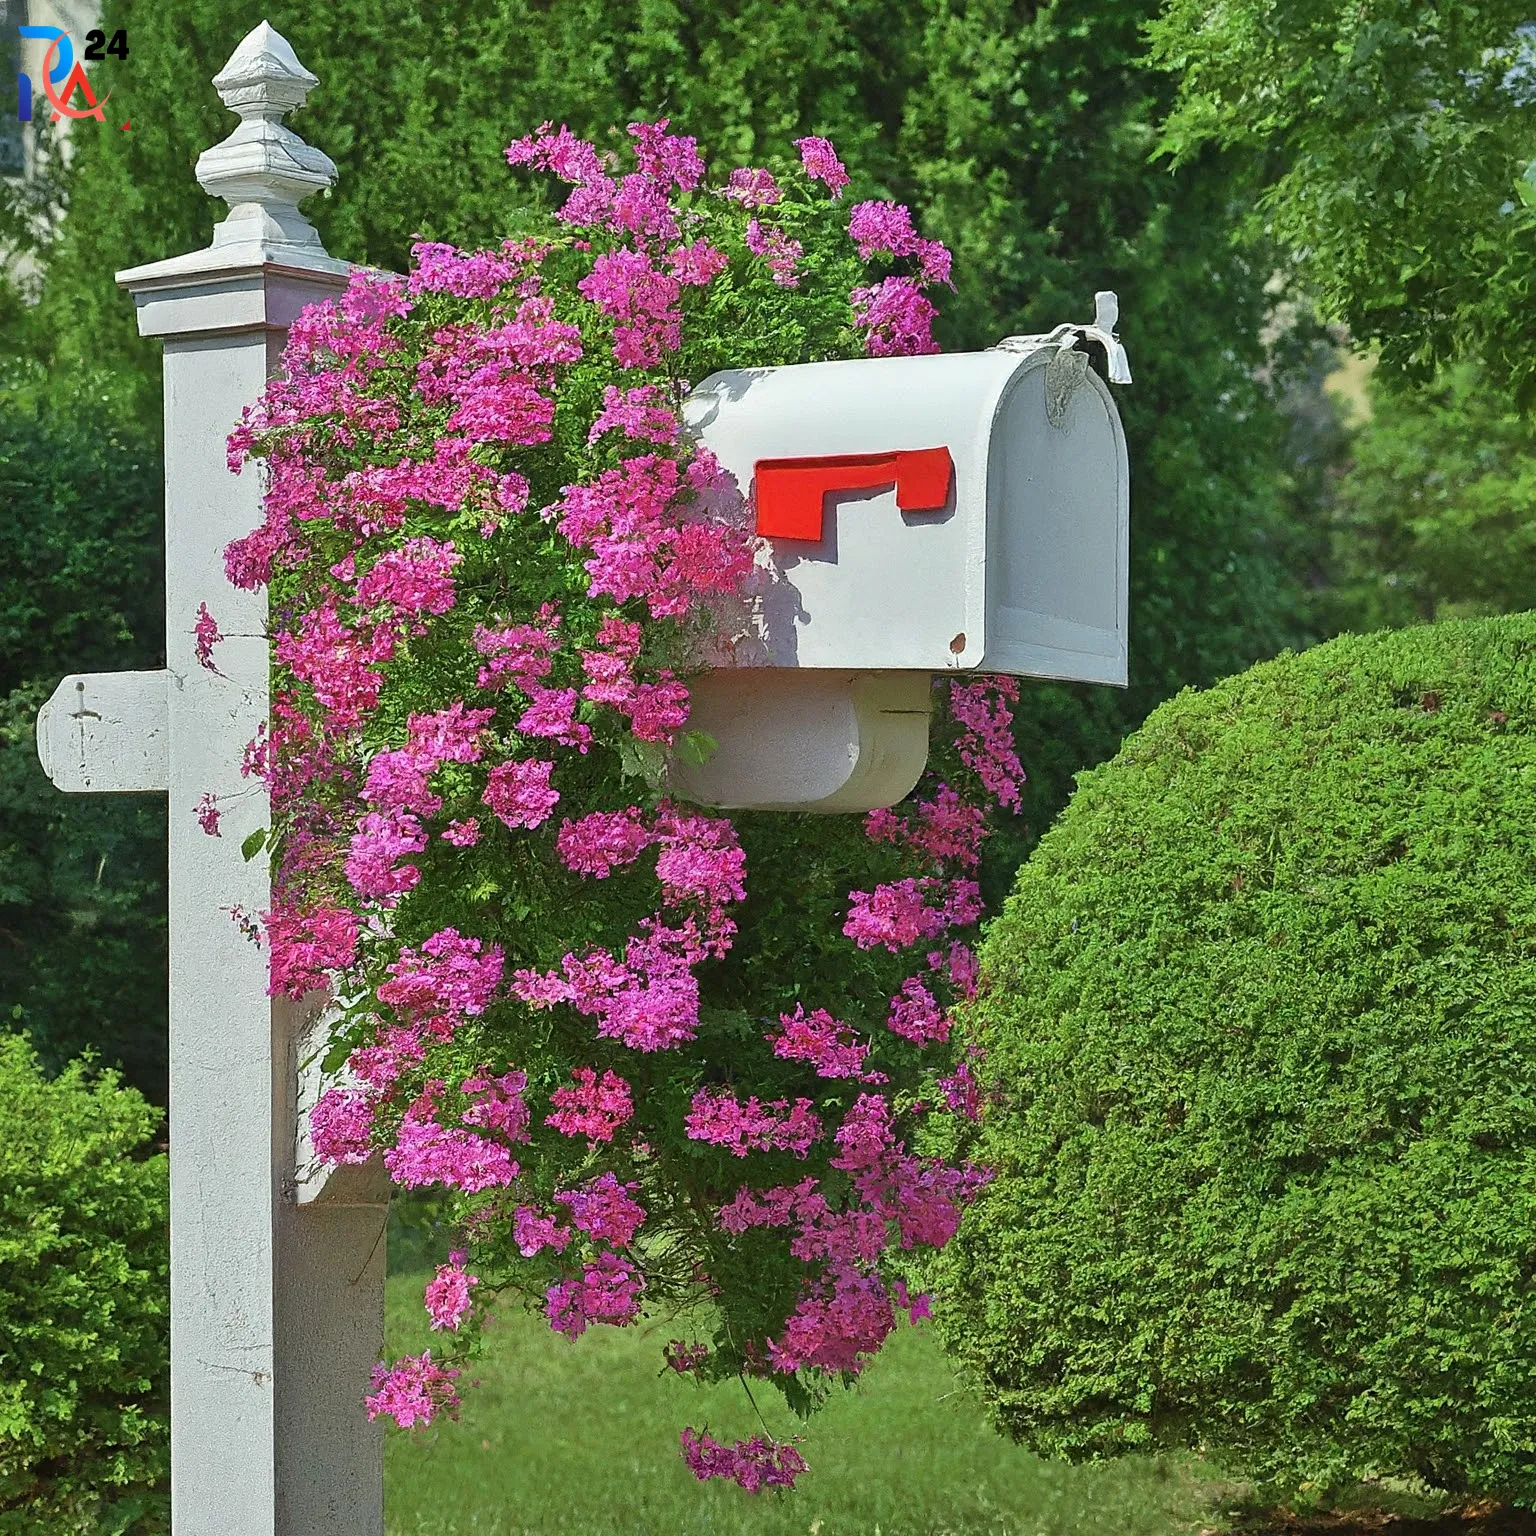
left=383, top=1268, right=1219, bottom=1536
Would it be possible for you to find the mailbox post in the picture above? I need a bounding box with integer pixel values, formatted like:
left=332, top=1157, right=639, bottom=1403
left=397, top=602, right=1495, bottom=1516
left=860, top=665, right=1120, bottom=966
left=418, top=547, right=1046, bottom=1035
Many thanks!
left=34, top=24, right=388, bottom=1536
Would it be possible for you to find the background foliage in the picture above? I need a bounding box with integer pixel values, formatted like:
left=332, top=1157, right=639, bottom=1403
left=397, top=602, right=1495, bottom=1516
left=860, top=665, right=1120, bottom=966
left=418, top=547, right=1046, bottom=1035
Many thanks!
left=0, top=364, right=167, bottom=1101
left=931, top=612, right=1536, bottom=1506
left=1321, top=366, right=1536, bottom=633
left=0, top=0, right=1334, bottom=1093
left=0, top=1033, right=168, bottom=1535
left=1149, top=0, right=1536, bottom=402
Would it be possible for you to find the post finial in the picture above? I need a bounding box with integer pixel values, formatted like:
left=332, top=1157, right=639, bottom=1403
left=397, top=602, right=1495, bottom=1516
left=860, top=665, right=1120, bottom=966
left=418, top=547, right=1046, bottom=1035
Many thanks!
left=194, top=21, right=338, bottom=259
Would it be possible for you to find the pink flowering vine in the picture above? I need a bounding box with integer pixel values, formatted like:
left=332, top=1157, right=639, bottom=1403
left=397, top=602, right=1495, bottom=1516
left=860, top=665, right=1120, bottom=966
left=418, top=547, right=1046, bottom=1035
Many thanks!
left=231, top=119, right=1020, bottom=1494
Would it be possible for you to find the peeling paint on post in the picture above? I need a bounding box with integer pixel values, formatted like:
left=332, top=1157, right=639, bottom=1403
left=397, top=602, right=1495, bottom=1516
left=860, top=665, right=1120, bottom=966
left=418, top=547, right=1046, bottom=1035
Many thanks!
left=36, top=22, right=388, bottom=1536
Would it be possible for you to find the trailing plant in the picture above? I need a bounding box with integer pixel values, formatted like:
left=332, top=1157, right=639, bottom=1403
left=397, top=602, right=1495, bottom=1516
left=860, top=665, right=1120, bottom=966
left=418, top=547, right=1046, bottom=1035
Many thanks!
left=221, top=125, right=1014, bottom=1491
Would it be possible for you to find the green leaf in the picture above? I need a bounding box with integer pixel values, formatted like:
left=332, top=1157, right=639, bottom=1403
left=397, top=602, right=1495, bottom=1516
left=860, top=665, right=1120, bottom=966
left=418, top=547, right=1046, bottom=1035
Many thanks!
left=240, top=827, right=269, bottom=862
left=673, top=729, right=718, bottom=767
left=618, top=736, right=667, bottom=789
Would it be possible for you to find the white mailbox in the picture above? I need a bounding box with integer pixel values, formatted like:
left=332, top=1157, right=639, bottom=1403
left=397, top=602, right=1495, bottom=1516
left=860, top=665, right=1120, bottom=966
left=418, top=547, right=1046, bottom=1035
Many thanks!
left=672, top=297, right=1132, bottom=813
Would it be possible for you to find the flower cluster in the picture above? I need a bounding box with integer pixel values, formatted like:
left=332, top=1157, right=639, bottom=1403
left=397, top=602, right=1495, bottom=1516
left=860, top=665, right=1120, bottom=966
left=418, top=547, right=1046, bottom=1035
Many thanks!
left=230, top=121, right=1018, bottom=1486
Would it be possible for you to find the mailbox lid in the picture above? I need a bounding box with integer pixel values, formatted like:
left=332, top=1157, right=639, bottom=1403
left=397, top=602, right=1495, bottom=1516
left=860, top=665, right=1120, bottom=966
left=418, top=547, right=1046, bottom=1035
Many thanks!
left=687, top=351, right=1026, bottom=672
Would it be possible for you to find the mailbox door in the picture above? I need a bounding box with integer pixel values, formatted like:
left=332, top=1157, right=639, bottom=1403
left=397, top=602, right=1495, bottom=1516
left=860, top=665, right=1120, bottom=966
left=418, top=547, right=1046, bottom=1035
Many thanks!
left=982, top=352, right=1129, bottom=686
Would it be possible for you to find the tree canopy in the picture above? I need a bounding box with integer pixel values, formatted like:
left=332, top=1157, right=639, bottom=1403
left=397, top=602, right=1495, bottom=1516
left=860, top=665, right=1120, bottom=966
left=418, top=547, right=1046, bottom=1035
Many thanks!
left=1149, top=0, right=1536, bottom=402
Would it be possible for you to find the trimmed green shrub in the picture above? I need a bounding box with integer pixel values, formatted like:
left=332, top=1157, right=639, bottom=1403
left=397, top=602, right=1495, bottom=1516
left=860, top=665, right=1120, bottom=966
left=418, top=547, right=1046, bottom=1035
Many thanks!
left=932, top=612, right=1536, bottom=1505
left=0, top=1033, right=168, bottom=1534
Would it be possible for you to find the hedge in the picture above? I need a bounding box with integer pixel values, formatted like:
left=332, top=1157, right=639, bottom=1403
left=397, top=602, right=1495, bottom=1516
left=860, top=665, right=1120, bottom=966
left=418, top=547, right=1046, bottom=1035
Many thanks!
left=933, top=612, right=1536, bottom=1505
left=0, top=1033, right=168, bottom=1534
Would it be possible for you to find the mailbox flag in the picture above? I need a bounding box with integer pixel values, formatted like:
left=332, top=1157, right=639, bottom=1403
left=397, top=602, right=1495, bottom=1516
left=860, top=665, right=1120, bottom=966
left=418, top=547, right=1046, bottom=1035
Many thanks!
left=754, top=447, right=953, bottom=540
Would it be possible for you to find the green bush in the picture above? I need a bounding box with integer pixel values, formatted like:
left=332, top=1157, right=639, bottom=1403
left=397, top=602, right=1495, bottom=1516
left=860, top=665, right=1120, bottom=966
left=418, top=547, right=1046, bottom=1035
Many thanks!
left=0, top=1033, right=168, bottom=1534
left=933, top=612, right=1536, bottom=1505
left=0, top=364, right=168, bottom=1104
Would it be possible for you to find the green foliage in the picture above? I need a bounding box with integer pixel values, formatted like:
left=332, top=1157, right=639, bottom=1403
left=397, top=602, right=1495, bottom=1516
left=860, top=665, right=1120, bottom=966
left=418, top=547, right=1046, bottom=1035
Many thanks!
left=1322, top=364, right=1536, bottom=631
left=1148, top=0, right=1536, bottom=400
left=932, top=613, right=1536, bottom=1505
left=16, top=0, right=1329, bottom=1089
left=0, top=1032, right=168, bottom=1534
left=0, top=365, right=167, bottom=1102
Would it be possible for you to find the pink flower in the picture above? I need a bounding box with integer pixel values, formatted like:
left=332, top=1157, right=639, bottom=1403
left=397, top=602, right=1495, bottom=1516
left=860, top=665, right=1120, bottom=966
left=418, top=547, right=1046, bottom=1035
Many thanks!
left=667, top=240, right=729, bottom=286
left=768, top=1006, right=870, bottom=1079
left=423, top=1257, right=478, bottom=1330
left=365, top=1351, right=460, bottom=1428
left=443, top=818, right=481, bottom=847
left=846, top=200, right=950, bottom=283
left=356, top=537, right=462, bottom=618
left=474, top=604, right=562, bottom=693
left=768, top=1267, right=894, bottom=1374
left=949, top=677, right=1025, bottom=811
left=516, top=688, right=592, bottom=751
left=555, top=808, right=654, bottom=877
left=264, top=904, right=360, bottom=999
left=461, top=1068, right=531, bottom=1140
left=193, top=602, right=223, bottom=671
left=745, top=219, right=802, bottom=288
left=664, top=1340, right=710, bottom=1374
left=194, top=793, right=222, bottom=837
left=865, top=784, right=987, bottom=869
left=627, top=118, right=705, bottom=192
left=551, top=454, right=754, bottom=619
left=886, top=976, right=950, bottom=1046
left=655, top=810, right=746, bottom=912
left=685, top=1088, right=821, bottom=1158
left=721, top=167, right=781, bottom=208
left=483, top=758, right=560, bottom=829
left=514, top=1205, right=571, bottom=1257
left=843, top=878, right=948, bottom=952
left=409, top=240, right=521, bottom=297
left=274, top=600, right=392, bottom=731
left=361, top=749, right=441, bottom=817
left=627, top=675, right=691, bottom=742
left=345, top=809, right=427, bottom=900
left=938, top=1060, right=983, bottom=1120
left=557, top=1171, right=646, bottom=1247
left=576, top=250, right=682, bottom=368
left=893, top=1278, right=933, bottom=1323
left=545, top=1252, right=644, bottom=1336
left=546, top=1067, right=634, bottom=1142
left=795, top=135, right=848, bottom=196
left=851, top=276, right=939, bottom=357
left=587, top=384, right=680, bottom=446
left=505, top=122, right=606, bottom=185
left=310, top=1087, right=376, bottom=1165
left=377, top=929, right=504, bottom=1033
left=848, top=199, right=918, bottom=259
left=929, top=940, right=980, bottom=1000
left=384, top=1088, right=519, bottom=1192
left=679, top=1429, right=807, bottom=1492
left=445, top=373, right=555, bottom=446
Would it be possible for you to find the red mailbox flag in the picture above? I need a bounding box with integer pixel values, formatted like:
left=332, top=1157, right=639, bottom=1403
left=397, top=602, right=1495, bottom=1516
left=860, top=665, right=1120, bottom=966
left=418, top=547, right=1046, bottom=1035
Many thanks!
left=753, top=447, right=954, bottom=541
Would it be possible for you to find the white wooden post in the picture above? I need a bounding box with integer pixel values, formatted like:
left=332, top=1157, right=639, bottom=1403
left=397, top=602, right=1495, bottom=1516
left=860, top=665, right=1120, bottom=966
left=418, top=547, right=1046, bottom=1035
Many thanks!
left=37, top=23, right=388, bottom=1536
